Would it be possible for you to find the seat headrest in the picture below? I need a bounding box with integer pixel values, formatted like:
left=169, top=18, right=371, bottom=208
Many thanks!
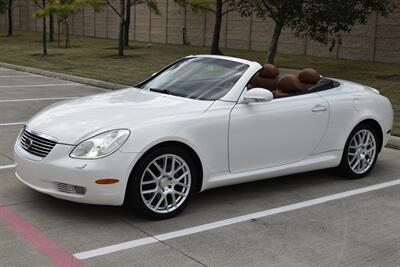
left=298, top=68, right=320, bottom=84
left=259, top=64, right=279, bottom=79
left=277, top=75, right=302, bottom=93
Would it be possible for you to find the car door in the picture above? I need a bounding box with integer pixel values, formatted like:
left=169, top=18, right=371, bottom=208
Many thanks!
left=229, top=92, right=329, bottom=173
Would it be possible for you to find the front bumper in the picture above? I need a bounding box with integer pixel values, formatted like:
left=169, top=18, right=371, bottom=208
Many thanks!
left=14, top=142, right=141, bottom=206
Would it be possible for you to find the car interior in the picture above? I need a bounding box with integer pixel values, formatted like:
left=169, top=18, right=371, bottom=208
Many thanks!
left=247, top=64, right=340, bottom=98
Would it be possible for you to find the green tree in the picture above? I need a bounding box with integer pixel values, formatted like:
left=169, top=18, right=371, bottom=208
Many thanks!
left=176, top=0, right=242, bottom=55
left=294, top=0, right=396, bottom=52
left=33, top=0, right=103, bottom=54
left=237, top=0, right=396, bottom=64
left=50, top=0, right=105, bottom=48
left=106, top=0, right=159, bottom=56
left=32, top=0, right=51, bottom=54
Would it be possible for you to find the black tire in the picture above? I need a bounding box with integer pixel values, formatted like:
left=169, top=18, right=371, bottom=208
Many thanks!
left=337, top=123, right=380, bottom=179
left=126, top=145, right=199, bottom=219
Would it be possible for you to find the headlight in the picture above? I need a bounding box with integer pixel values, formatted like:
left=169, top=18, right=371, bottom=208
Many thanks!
left=70, top=129, right=130, bottom=159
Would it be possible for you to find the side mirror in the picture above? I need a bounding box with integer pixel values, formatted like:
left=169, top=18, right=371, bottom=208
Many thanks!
left=243, top=88, right=273, bottom=103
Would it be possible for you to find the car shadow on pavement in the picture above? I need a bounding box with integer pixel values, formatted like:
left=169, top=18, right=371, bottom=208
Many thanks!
left=20, top=162, right=393, bottom=235
left=24, top=168, right=348, bottom=224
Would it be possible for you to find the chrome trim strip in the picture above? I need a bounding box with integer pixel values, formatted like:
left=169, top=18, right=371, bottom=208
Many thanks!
left=25, top=126, right=58, bottom=143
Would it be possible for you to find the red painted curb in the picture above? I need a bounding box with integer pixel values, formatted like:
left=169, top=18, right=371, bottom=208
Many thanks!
left=0, top=202, right=84, bottom=267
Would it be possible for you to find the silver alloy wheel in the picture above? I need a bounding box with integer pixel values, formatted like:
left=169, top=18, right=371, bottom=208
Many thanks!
left=140, top=154, right=192, bottom=214
left=347, top=129, right=377, bottom=174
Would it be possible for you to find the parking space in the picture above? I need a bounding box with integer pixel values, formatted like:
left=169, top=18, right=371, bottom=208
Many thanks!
left=0, top=85, right=102, bottom=100
left=0, top=67, right=399, bottom=266
left=0, top=125, right=24, bottom=160
left=0, top=68, right=106, bottom=168
left=0, top=77, right=76, bottom=87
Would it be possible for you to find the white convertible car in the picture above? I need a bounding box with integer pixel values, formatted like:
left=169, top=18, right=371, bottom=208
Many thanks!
left=14, top=55, right=393, bottom=219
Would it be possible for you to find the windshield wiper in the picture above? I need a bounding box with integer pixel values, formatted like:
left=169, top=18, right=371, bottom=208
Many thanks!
left=149, top=88, right=172, bottom=95
left=149, top=87, right=186, bottom=98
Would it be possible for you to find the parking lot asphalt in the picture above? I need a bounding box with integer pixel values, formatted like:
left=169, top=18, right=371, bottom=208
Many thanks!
left=0, top=67, right=400, bottom=267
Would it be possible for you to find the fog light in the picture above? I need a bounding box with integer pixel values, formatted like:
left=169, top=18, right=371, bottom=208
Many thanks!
left=95, top=179, right=119, bottom=185
left=74, top=185, right=86, bottom=194
left=55, top=182, right=86, bottom=195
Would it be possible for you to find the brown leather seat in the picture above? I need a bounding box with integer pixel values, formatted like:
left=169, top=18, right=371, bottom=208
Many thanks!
left=274, top=68, right=321, bottom=97
left=248, top=64, right=279, bottom=91
left=298, top=68, right=321, bottom=90
left=274, top=75, right=301, bottom=97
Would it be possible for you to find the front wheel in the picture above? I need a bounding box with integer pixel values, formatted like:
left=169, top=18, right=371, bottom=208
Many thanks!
left=126, top=146, right=198, bottom=219
left=337, top=123, right=379, bottom=179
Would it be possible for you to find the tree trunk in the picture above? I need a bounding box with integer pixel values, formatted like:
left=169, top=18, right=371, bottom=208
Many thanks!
left=210, top=0, right=223, bottom=55
left=64, top=19, right=70, bottom=48
left=7, top=0, right=12, bottom=36
left=182, top=6, right=187, bottom=44
left=123, top=0, right=130, bottom=47
left=42, top=0, right=47, bottom=55
left=49, top=12, right=54, bottom=42
left=118, top=0, right=125, bottom=56
left=266, top=22, right=283, bottom=64
left=57, top=20, right=60, bottom=48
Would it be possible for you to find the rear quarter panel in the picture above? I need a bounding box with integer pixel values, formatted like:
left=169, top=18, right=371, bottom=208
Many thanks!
left=314, top=80, right=393, bottom=154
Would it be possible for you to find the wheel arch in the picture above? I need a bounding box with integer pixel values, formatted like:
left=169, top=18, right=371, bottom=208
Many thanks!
left=128, top=140, right=204, bottom=193
left=355, top=118, right=384, bottom=153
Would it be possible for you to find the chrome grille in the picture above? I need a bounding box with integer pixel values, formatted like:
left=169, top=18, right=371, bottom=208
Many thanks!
left=55, top=182, right=86, bottom=195
left=20, top=129, right=57, bottom=158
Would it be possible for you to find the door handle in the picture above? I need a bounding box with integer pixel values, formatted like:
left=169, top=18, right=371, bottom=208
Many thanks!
left=312, top=104, right=328, bottom=112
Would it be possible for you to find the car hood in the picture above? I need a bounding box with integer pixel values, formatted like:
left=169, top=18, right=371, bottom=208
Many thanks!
left=27, top=88, right=213, bottom=144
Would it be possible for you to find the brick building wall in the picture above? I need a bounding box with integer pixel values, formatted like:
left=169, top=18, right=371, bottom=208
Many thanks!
left=1, top=0, right=399, bottom=62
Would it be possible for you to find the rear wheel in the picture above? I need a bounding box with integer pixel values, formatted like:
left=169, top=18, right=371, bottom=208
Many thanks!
left=337, top=123, right=379, bottom=179
left=126, top=146, right=198, bottom=219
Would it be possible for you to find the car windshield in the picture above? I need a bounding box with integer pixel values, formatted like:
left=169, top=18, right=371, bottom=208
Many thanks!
left=139, top=57, right=248, bottom=100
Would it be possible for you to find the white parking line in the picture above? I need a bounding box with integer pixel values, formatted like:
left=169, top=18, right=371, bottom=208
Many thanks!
left=0, top=75, right=42, bottom=78
left=0, top=97, right=77, bottom=103
left=0, top=83, right=78, bottom=88
left=0, top=164, right=16, bottom=170
left=0, top=122, right=26, bottom=127
left=74, top=178, right=400, bottom=260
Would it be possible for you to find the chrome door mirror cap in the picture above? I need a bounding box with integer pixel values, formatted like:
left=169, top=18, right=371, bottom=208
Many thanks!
left=243, top=88, right=273, bottom=103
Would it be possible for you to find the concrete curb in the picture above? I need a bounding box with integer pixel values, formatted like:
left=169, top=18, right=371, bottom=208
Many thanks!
left=0, top=62, right=128, bottom=90
left=387, top=136, right=400, bottom=150
left=0, top=61, right=399, bottom=150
